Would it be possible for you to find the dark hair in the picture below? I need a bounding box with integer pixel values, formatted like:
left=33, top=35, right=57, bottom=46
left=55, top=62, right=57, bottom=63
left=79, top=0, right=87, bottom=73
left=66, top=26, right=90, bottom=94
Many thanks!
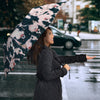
left=27, top=27, right=52, bottom=65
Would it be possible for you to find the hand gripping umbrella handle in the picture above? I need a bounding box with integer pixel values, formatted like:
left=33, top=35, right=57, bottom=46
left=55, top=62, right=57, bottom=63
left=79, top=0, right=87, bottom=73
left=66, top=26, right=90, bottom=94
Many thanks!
left=62, top=63, right=71, bottom=79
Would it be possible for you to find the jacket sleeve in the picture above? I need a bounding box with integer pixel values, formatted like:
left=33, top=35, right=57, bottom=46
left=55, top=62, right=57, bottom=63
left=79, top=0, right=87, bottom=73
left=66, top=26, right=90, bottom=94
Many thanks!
left=58, top=54, right=87, bottom=64
left=38, top=49, right=67, bottom=81
left=52, top=50, right=87, bottom=64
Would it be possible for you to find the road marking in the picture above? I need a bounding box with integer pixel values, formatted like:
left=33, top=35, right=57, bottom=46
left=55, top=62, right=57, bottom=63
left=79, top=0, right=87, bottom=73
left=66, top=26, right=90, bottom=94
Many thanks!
left=95, top=76, right=100, bottom=82
left=89, top=69, right=100, bottom=74
left=74, top=50, right=100, bottom=53
left=76, top=53, right=100, bottom=56
left=0, top=72, right=36, bottom=75
left=76, top=49, right=100, bottom=51
left=85, top=62, right=100, bottom=67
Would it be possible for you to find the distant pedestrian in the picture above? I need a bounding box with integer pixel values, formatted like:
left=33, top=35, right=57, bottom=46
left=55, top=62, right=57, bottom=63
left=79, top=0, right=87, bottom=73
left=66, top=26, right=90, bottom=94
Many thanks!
left=64, top=23, right=68, bottom=34
left=68, top=22, right=72, bottom=34
left=77, top=24, right=81, bottom=36
left=94, top=26, right=98, bottom=33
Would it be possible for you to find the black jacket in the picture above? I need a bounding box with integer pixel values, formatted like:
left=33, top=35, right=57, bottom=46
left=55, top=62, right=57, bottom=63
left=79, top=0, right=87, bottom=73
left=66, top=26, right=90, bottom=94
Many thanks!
left=33, top=46, right=87, bottom=100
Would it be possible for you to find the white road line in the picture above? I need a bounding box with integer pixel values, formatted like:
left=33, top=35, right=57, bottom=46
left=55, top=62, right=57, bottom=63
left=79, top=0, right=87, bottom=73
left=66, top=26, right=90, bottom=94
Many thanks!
left=95, top=76, right=100, bottom=82
left=0, top=72, right=36, bottom=75
left=89, top=69, right=100, bottom=74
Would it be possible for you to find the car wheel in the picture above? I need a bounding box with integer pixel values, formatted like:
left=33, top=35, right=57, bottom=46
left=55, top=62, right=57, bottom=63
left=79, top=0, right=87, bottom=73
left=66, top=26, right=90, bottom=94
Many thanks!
left=64, top=40, right=73, bottom=49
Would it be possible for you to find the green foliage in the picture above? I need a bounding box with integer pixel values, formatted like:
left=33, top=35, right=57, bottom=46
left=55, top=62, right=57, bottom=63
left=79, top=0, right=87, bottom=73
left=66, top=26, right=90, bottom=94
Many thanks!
left=79, top=0, right=100, bottom=28
left=90, top=0, right=100, bottom=9
left=80, top=7, right=100, bottom=20
left=83, top=0, right=100, bottom=16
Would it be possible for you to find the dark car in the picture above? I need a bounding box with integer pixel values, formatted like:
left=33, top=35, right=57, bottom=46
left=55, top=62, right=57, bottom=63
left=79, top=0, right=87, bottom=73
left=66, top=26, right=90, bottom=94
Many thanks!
left=49, top=25, right=81, bottom=49
left=0, top=26, right=81, bottom=49
left=0, top=28, right=13, bottom=43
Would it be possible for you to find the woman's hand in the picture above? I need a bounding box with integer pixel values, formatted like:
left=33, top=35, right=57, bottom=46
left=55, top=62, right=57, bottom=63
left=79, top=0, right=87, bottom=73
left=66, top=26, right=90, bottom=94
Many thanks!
left=63, top=64, right=70, bottom=71
left=86, top=55, right=96, bottom=60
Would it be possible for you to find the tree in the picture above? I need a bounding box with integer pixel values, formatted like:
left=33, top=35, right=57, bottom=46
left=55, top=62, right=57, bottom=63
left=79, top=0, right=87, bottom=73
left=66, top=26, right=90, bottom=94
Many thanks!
left=89, top=0, right=100, bottom=15
left=85, top=0, right=100, bottom=17
left=79, top=0, right=100, bottom=30
left=45, top=0, right=56, bottom=4
left=0, top=0, right=45, bottom=28
left=0, top=0, right=27, bottom=28
left=22, top=0, right=46, bottom=12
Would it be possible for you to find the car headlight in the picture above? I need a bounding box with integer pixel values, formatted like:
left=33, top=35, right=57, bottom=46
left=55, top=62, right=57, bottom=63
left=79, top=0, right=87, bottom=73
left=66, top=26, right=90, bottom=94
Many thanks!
left=74, top=36, right=81, bottom=41
left=7, top=33, right=11, bottom=36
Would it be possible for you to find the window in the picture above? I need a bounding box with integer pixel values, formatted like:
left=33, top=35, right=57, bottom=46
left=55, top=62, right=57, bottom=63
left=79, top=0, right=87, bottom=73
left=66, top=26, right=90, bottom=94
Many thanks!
left=76, top=5, right=80, bottom=11
left=76, top=15, right=81, bottom=20
left=51, top=28, right=60, bottom=36
left=76, top=15, right=79, bottom=19
left=85, top=5, right=89, bottom=8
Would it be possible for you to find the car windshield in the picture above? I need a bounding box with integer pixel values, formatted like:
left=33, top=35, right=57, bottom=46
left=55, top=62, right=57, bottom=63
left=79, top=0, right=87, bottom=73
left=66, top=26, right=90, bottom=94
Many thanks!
left=50, top=26, right=62, bottom=36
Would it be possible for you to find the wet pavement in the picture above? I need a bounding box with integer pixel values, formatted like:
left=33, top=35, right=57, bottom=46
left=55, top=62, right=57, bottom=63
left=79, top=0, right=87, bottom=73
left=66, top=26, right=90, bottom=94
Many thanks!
left=63, top=30, right=100, bottom=40
left=0, top=39, right=100, bottom=100
left=64, top=40, right=100, bottom=100
left=0, top=75, right=36, bottom=100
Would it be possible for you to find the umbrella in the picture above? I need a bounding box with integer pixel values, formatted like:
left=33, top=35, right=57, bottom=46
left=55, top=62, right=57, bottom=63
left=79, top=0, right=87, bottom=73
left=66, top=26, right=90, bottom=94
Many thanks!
left=3, top=2, right=66, bottom=71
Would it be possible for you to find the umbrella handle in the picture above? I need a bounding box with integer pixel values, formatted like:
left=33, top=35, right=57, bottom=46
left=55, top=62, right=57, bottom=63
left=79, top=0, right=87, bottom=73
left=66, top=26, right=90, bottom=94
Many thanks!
left=62, top=63, right=71, bottom=79
left=69, top=70, right=71, bottom=79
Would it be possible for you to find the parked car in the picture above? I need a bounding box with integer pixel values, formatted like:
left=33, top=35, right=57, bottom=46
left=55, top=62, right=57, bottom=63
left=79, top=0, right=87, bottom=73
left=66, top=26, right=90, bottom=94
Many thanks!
left=49, top=25, right=81, bottom=49
left=0, top=27, right=13, bottom=43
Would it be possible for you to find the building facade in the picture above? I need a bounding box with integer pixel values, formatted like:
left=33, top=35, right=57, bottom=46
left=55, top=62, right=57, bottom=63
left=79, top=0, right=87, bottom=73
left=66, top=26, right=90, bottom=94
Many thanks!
left=60, top=0, right=91, bottom=24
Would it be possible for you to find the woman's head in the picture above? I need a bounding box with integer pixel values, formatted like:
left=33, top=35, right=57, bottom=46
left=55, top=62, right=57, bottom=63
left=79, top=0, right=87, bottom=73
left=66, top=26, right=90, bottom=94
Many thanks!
left=27, top=27, right=54, bottom=65
left=44, top=28, right=54, bottom=47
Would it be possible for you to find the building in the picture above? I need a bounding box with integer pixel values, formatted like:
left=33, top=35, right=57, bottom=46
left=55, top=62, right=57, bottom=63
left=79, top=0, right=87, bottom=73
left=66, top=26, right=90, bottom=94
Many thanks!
left=60, top=0, right=91, bottom=24
left=73, top=0, right=91, bottom=24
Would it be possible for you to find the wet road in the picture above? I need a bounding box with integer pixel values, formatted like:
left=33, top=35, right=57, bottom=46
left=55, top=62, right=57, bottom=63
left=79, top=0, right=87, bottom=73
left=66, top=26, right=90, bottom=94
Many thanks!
left=60, top=40, right=100, bottom=100
left=0, top=40, right=100, bottom=100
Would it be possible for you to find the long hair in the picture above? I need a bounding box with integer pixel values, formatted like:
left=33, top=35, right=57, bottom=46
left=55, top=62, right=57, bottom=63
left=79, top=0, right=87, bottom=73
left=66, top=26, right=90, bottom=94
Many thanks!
left=27, top=27, right=52, bottom=65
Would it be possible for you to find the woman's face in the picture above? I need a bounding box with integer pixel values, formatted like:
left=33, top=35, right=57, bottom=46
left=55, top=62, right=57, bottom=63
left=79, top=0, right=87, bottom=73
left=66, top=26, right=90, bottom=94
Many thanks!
left=44, top=29, right=54, bottom=47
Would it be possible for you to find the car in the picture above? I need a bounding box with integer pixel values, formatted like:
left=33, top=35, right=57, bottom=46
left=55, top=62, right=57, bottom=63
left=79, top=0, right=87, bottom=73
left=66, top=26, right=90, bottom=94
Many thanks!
left=49, top=25, right=81, bottom=49
left=1, top=26, right=81, bottom=49
left=0, top=27, right=13, bottom=43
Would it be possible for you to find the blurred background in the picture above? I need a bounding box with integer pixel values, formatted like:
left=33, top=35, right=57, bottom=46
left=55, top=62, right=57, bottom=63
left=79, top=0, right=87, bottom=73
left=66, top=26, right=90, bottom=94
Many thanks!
left=0, top=0, right=100, bottom=31
left=0, top=0, right=100, bottom=100
left=0, top=0, right=100, bottom=42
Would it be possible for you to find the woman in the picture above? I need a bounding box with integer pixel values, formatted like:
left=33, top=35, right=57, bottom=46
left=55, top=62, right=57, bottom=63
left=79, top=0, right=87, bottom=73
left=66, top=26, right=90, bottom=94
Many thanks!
left=27, top=27, right=95, bottom=100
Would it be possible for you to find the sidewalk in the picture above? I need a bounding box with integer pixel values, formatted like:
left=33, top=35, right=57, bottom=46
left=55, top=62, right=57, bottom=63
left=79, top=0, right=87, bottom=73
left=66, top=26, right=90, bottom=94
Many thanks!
left=62, top=30, right=100, bottom=40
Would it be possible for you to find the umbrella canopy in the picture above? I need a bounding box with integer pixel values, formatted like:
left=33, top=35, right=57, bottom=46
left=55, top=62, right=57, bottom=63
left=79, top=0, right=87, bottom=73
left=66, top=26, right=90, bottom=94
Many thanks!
left=3, top=2, right=66, bottom=70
